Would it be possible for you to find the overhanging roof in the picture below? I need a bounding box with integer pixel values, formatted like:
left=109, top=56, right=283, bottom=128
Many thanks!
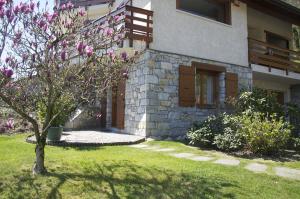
left=240, top=0, right=300, bottom=26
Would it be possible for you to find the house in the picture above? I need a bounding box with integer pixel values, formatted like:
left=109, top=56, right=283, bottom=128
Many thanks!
left=57, top=0, right=300, bottom=138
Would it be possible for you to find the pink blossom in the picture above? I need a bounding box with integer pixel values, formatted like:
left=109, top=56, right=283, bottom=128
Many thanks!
left=121, top=52, right=128, bottom=61
left=1, top=68, right=13, bottom=78
left=5, top=57, right=11, bottom=63
left=13, top=5, right=21, bottom=15
left=61, top=40, right=68, bottom=48
left=0, top=0, right=6, bottom=8
left=29, top=1, right=35, bottom=11
left=107, top=49, right=115, bottom=59
left=20, top=3, right=28, bottom=13
left=66, top=1, right=74, bottom=9
left=78, top=8, right=85, bottom=16
left=60, top=50, right=67, bottom=61
left=5, top=8, right=12, bottom=18
left=5, top=119, right=14, bottom=130
left=85, top=46, right=94, bottom=57
left=114, top=15, right=121, bottom=22
left=76, top=42, right=86, bottom=54
left=60, top=4, right=66, bottom=10
left=38, top=20, right=46, bottom=29
left=105, top=28, right=114, bottom=36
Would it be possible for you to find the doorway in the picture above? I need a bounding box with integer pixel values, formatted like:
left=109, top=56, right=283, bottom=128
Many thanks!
left=112, top=79, right=126, bottom=129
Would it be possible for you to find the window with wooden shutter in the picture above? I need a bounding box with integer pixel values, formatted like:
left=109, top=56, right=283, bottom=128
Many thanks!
left=226, top=73, right=238, bottom=99
left=179, top=65, right=195, bottom=107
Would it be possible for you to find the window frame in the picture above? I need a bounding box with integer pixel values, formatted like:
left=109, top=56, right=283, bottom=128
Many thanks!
left=195, top=69, right=219, bottom=109
left=176, top=0, right=232, bottom=25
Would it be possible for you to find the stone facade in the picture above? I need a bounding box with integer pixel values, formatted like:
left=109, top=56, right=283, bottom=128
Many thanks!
left=121, top=50, right=253, bottom=138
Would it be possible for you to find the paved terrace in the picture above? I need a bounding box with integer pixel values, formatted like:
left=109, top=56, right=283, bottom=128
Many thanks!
left=26, top=130, right=145, bottom=147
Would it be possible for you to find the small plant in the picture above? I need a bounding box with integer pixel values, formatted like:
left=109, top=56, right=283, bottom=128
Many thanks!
left=292, top=137, right=300, bottom=152
left=238, top=112, right=291, bottom=155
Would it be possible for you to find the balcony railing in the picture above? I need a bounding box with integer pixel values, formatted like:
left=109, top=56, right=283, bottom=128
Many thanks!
left=93, top=5, right=153, bottom=46
left=249, top=38, right=300, bottom=74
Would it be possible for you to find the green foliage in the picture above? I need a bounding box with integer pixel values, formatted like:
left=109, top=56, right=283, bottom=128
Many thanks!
left=37, top=96, right=77, bottom=127
left=233, top=88, right=284, bottom=118
left=187, top=113, right=244, bottom=151
left=238, top=112, right=291, bottom=155
left=291, top=138, right=300, bottom=152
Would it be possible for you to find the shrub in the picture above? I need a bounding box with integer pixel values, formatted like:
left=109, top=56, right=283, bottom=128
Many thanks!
left=291, top=138, right=300, bottom=152
left=213, top=115, right=244, bottom=151
left=187, top=113, right=244, bottom=151
left=232, top=88, right=284, bottom=118
left=238, top=112, right=291, bottom=155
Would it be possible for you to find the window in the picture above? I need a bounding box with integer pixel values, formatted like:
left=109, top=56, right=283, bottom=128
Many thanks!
left=195, top=70, right=219, bottom=107
left=266, top=31, right=289, bottom=49
left=176, top=0, right=231, bottom=24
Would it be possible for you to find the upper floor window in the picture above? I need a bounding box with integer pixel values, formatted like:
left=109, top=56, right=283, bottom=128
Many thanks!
left=176, top=0, right=231, bottom=24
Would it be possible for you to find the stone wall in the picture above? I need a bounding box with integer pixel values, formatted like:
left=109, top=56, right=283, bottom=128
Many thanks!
left=122, top=50, right=252, bottom=138
left=124, top=53, right=150, bottom=136
left=143, top=50, right=252, bottom=138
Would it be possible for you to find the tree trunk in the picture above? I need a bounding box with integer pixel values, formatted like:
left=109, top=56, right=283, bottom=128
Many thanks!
left=33, top=143, right=47, bottom=175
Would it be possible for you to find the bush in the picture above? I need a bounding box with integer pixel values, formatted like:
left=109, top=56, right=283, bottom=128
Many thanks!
left=187, top=113, right=244, bottom=151
left=291, top=138, right=300, bottom=152
left=238, top=112, right=291, bottom=155
left=232, top=88, right=284, bottom=118
left=37, top=95, right=77, bottom=127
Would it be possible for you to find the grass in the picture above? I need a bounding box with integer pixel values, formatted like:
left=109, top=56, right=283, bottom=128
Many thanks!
left=0, top=134, right=300, bottom=199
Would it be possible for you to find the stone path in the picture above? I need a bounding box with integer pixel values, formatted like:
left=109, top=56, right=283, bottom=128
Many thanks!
left=130, top=143, right=300, bottom=181
left=214, top=159, right=240, bottom=166
left=274, top=167, right=300, bottom=180
left=245, top=163, right=268, bottom=173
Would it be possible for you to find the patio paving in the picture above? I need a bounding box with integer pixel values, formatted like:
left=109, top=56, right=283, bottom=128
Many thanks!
left=274, top=167, right=300, bottom=180
left=26, top=130, right=145, bottom=147
left=214, top=159, right=240, bottom=166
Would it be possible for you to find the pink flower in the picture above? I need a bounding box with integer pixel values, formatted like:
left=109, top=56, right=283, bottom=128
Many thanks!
left=61, top=50, right=67, bottom=61
left=20, top=3, right=28, bottom=13
left=76, top=42, right=86, bottom=54
left=5, top=118, right=14, bottom=130
left=5, top=57, right=11, bottom=63
left=61, top=40, right=68, bottom=48
left=1, top=68, right=13, bottom=78
left=114, top=15, right=121, bottom=22
left=66, top=1, right=74, bottom=9
left=29, top=1, right=35, bottom=11
left=78, top=8, right=85, bottom=16
left=0, top=0, right=6, bottom=8
left=13, top=5, right=21, bottom=15
left=106, top=28, right=114, bottom=36
left=107, top=49, right=115, bottom=59
left=121, top=52, right=128, bottom=61
left=85, top=46, right=94, bottom=57
left=5, top=8, right=12, bottom=18
left=60, top=4, right=66, bottom=10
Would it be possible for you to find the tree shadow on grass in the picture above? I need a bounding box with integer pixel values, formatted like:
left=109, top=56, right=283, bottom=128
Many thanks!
left=1, top=161, right=238, bottom=199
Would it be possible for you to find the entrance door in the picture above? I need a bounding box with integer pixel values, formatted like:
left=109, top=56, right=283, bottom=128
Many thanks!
left=112, top=79, right=126, bottom=129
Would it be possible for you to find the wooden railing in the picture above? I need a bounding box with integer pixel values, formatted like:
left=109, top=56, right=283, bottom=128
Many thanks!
left=93, top=5, right=153, bottom=46
left=249, top=38, right=300, bottom=73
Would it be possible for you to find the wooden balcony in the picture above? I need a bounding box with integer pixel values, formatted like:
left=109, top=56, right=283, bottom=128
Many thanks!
left=94, top=5, right=153, bottom=46
left=249, top=38, right=300, bottom=74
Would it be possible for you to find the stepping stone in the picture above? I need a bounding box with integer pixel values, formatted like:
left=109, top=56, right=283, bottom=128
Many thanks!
left=153, top=148, right=175, bottom=152
left=245, top=163, right=267, bottom=173
left=214, top=159, right=240, bottom=166
left=187, top=156, right=214, bottom=162
left=170, top=153, right=195, bottom=158
left=129, top=144, right=149, bottom=148
left=274, top=167, right=300, bottom=180
left=143, top=146, right=162, bottom=150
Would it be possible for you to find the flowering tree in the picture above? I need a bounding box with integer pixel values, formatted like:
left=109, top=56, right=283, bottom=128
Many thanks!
left=0, top=0, right=135, bottom=174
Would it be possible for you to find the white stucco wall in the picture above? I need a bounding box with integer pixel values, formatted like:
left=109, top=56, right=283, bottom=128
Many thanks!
left=247, top=7, right=293, bottom=44
left=149, top=1, right=249, bottom=67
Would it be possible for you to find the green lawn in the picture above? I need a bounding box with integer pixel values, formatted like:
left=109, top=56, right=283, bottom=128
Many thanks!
left=0, top=134, right=300, bottom=199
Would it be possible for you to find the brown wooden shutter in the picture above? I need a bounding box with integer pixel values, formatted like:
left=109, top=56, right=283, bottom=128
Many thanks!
left=226, top=73, right=238, bottom=99
left=179, top=65, right=195, bottom=107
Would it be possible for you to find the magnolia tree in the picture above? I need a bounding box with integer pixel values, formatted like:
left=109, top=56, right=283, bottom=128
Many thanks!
left=0, top=0, right=136, bottom=174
